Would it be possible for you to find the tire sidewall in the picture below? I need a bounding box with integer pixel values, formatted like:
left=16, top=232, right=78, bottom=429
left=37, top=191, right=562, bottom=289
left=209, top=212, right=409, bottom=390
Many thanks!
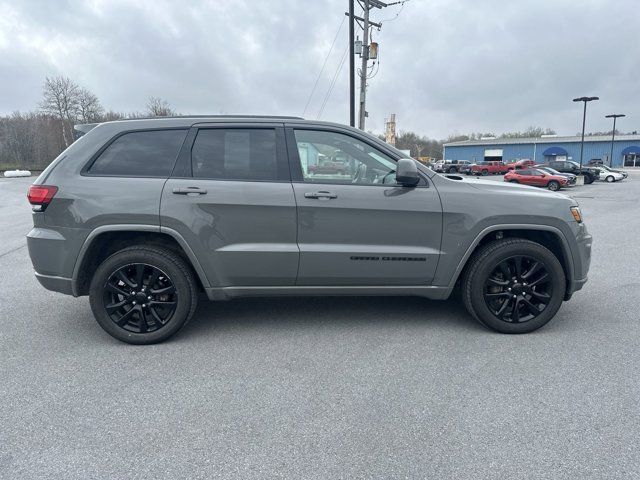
left=548, top=180, right=560, bottom=191
left=469, top=242, right=566, bottom=333
left=89, top=249, right=195, bottom=344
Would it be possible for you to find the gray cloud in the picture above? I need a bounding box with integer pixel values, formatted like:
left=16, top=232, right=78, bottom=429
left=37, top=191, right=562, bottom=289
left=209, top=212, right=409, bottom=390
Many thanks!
left=1, top=0, right=637, bottom=138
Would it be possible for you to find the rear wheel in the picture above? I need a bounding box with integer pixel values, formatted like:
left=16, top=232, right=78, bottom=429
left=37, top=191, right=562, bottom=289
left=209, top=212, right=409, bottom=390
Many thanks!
left=547, top=180, right=560, bottom=191
left=89, top=246, right=198, bottom=344
left=462, top=238, right=566, bottom=333
left=481, top=169, right=489, bottom=176
left=448, top=167, right=457, bottom=173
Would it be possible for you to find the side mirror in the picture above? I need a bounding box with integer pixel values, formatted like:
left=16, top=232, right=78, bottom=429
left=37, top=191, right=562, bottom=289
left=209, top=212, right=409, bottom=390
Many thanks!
left=395, top=159, right=420, bottom=187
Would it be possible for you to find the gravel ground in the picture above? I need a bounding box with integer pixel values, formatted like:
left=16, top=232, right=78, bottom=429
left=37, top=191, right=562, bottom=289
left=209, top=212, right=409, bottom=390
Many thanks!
left=1, top=173, right=639, bottom=479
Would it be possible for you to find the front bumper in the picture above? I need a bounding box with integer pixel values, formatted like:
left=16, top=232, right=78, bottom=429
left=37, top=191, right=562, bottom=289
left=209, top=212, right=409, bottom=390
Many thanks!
left=567, top=224, right=592, bottom=297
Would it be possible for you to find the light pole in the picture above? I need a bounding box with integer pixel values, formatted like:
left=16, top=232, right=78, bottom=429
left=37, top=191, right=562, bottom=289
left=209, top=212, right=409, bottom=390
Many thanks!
left=605, top=114, right=625, bottom=167
left=573, top=96, right=599, bottom=170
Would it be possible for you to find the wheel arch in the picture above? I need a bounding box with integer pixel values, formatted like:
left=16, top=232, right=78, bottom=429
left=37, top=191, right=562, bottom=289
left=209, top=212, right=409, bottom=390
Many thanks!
left=72, top=225, right=210, bottom=296
left=450, top=225, right=574, bottom=298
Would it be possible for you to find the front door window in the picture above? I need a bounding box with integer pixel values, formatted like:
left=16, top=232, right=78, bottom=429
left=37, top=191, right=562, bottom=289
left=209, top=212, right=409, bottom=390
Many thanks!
left=293, top=129, right=398, bottom=185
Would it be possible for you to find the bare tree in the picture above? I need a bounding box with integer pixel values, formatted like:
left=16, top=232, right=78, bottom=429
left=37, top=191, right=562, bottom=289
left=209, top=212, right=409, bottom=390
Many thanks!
left=39, top=76, right=81, bottom=147
left=146, top=96, right=175, bottom=117
left=77, top=88, right=104, bottom=123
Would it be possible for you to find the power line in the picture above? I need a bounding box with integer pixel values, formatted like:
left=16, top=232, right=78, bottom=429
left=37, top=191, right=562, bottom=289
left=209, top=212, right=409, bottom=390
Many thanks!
left=317, top=45, right=349, bottom=119
left=302, top=16, right=346, bottom=117
left=378, top=0, right=408, bottom=24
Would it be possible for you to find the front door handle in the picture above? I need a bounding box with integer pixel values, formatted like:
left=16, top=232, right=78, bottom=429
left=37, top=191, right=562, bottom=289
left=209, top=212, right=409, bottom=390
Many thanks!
left=172, top=186, right=208, bottom=195
left=304, top=191, right=337, bottom=199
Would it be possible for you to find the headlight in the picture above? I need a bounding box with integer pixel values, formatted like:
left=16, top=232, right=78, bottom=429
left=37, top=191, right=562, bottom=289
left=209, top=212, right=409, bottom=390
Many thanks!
left=570, top=206, right=582, bottom=223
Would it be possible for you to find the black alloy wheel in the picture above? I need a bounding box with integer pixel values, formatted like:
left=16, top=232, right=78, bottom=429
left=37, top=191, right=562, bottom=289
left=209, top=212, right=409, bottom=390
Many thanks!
left=482, top=255, right=552, bottom=324
left=103, top=263, right=177, bottom=334
left=90, top=246, right=198, bottom=344
left=462, top=238, right=566, bottom=334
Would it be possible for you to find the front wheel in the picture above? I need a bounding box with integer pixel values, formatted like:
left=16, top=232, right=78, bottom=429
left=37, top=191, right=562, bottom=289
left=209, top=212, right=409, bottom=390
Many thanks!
left=462, top=238, right=566, bottom=333
left=547, top=180, right=560, bottom=191
left=481, top=169, right=489, bottom=176
left=89, top=246, right=199, bottom=344
left=605, top=175, right=615, bottom=183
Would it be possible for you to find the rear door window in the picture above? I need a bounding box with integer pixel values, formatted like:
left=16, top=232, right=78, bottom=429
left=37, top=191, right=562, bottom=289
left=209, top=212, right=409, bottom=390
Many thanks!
left=191, top=128, right=287, bottom=181
left=89, top=129, right=187, bottom=176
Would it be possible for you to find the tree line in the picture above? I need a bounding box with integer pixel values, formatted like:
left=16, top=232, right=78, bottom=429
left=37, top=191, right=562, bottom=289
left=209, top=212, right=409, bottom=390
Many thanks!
left=0, top=76, right=175, bottom=169
left=4, top=75, right=618, bottom=170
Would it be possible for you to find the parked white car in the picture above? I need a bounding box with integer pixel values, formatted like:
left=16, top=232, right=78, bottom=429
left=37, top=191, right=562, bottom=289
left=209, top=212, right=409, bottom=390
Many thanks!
left=598, top=164, right=628, bottom=180
left=594, top=167, right=624, bottom=182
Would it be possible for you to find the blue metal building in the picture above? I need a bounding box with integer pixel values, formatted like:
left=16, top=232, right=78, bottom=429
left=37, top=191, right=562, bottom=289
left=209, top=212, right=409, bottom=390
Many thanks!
left=443, top=134, right=640, bottom=168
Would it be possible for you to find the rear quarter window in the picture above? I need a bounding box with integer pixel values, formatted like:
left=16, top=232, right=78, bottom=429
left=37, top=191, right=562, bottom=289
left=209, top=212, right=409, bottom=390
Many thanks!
left=88, top=129, right=188, bottom=176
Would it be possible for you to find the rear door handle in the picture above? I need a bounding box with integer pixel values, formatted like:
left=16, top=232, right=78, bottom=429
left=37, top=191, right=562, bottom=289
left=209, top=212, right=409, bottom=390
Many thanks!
left=172, top=186, right=208, bottom=195
left=304, top=191, right=337, bottom=199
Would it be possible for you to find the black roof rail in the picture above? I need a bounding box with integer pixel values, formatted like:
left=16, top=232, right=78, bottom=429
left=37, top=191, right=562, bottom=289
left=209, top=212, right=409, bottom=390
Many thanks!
left=111, top=115, right=305, bottom=121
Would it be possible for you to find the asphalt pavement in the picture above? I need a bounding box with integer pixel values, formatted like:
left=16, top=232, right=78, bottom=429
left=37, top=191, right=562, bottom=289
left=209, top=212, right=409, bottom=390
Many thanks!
left=1, top=173, right=639, bottom=479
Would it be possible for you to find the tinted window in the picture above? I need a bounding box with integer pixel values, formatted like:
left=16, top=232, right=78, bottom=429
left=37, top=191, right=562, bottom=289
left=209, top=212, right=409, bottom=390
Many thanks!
left=294, top=129, right=398, bottom=185
left=518, top=169, right=532, bottom=175
left=192, top=129, right=282, bottom=181
left=90, top=129, right=187, bottom=176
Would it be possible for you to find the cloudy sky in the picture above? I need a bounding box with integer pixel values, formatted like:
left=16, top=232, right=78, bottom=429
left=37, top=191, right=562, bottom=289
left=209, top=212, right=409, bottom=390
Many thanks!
left=0, top=0, right=637, bottom=139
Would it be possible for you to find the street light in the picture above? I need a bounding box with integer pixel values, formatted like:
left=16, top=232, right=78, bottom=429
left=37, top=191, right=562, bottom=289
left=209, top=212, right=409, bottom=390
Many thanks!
left=605, top=114, right=625, bottom=167
left=573, top=96, right=599, bottom=170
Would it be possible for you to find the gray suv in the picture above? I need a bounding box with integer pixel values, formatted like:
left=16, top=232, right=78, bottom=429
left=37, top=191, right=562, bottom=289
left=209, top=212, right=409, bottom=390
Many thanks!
left=27, top=116, right=592, bottom=344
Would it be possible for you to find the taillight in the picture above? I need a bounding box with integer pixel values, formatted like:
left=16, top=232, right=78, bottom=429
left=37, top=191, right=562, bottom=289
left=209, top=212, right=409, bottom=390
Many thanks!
left=27, top=185, right=58, bottom=212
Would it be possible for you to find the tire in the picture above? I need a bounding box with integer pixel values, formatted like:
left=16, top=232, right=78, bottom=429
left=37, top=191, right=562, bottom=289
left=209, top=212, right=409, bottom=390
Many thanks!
left=509, top=180, right=519, bottom=183
left=448, top=167, right=457, bottom=173
left=89, top=246, right=198, bottom=344
left=462, top=238, right=566, bottom=334
left=584, top=175, right=594, bottom=185
left=481, top=169, right=489, bottom=176
left=605, top=175, right=615, bottom=183
left=547, top=180, right=560, bottom=191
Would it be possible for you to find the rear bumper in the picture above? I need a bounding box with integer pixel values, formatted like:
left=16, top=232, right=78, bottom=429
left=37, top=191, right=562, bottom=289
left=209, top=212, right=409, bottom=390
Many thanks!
left=27, top=226, right=87, bottom=296
left=35, top=272, right=74, bottom=295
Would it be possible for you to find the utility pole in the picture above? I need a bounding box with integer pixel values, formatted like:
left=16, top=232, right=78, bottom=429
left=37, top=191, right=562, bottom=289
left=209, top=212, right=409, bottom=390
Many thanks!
left=358, top=0, right=370, bottom=130
left=346, top=0, right=403, bottom=130
left=348, top=0, right=355, bottom=127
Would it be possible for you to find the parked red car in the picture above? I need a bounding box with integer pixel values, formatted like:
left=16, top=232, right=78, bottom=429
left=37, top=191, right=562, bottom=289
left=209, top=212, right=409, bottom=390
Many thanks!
left=504, top=168, right=569, bottom=191
left=506, top=159, right=535, bottom=171
left=470, top=161, right=508, bottom=175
